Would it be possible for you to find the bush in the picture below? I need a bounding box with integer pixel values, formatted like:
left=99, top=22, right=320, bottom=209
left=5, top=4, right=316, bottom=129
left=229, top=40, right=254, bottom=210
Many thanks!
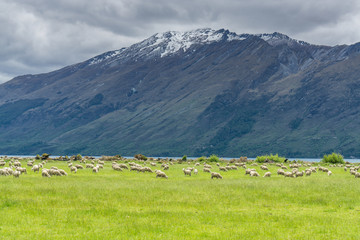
left=321, top=153, right=344, bottom=164
left=182, top=155, right=187, bottom=161
left=197, top=156, right=207, bottom=162
left=208, top=154, right=220, bottom=162
left=255, top=154, right=285, bottom=163
left=41, top=153, right=50, bottom=160
left=134, top=154, right=147, bottom=161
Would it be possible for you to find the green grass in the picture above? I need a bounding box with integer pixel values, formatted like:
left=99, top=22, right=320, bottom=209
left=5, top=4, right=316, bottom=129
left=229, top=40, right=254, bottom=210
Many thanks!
left=1, top=160, right=360, bottom=239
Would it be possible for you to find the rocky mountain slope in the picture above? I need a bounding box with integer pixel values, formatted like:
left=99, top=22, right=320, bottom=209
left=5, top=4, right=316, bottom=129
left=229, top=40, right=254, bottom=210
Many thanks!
left=1, top=28, right=360, bottom=157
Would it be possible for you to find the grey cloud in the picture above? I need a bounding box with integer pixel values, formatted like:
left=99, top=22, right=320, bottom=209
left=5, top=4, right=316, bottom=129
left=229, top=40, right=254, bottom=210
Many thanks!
left=0, top=0, right=360, bottom=83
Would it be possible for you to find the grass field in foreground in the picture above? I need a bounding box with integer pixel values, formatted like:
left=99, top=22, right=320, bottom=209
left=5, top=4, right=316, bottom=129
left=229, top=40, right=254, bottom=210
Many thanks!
left=1, top=160, right=360, bottom=239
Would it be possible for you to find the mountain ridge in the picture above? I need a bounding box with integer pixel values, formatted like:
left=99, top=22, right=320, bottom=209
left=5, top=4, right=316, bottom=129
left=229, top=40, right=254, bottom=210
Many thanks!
left=1, top=28, right=360, bottom=157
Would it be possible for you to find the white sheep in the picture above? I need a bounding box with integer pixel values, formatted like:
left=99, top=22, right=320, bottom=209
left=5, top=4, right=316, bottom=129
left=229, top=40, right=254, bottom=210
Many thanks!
left=211, top=172, right=223, bottom=179
left=70, top=166, right=77, bottom=173
left=250, top=171, right=260, bottom=177
left=42, top=169, right=51, bottom=178
left=156, top=170, right=168, bottom=179
left=263, top=172, right=271, bottom=177
left=219, top=166, right=228, bottom=172
left=203, top=168, right=211, bottom=173
left=327, top=171, right=332, bottom=176
left=183, top=168, right=191, bottom=176
left=32, top=165, right=40, bottom=173
left=75, top=164, right=84, bottom=169
left=194, top=169, right=198, bottom=175
left=58, top=169, right=68, bottom=176
left=261, top=165, right=268, bottom=170
left=13, top=170, right=21, bottom=178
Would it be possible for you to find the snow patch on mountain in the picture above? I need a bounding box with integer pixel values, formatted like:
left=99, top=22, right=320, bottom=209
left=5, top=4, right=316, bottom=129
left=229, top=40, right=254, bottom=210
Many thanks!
left=85, top=28, right=314, bottom=67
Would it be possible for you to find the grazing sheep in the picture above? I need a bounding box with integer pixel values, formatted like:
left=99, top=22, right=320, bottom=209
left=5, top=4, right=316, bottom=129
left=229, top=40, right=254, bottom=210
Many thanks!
left=27, top=161, right=34, bottom=167
left=219, top=166, right=228, bottom=172
left=194, top=169, right=198, bottom=175
left=327, top=171, right=332, bottom=176
left=70, top=166, right=77, bottom=173
left=17, top=167, right=27, bottom=174
left=155, top=171, right=168, bottom=179
left=13, top=161, right=21, bottom=167
left=250, top=171, right=260, bottom=177
left=203, top=168, right=211, bottom=173
left=68, top=163, right=73, bottom=167
left=58, top=169, right=68, bottom=176
left=140, top=167, right=153, bottom=173
left=211, top=172, right=223, bottom=179
left=261, top=165, right=268, bottom=171
left=195, top=163, right=200, bottom=166
left=281, top=166, right=288, bottom=169
left=263, top=172, right=271, bottom=177
left=277, top=169, right=285, bottom=175
left=305, top=170, right=312, bottom=176
left=183, top=168, right=192, bottom=176
left=0, top=169, right=6, bottom=176
left=296, top=171, right=304, bottom=177
left=4, top=168, right=13, bottom=175
left=118, top=164, right=128, bottom=169
left=13, top=170, right=21, bottom=178
left=284, top=172, right=295, bottom=178
left=86, top=164, right=94, bottom=169
left=32, top=165, right=40, bottom=173
left=355, top=172, right=360, bottom=178
left=42, top=170, right=51, bottom=178
left=245, top=168, right=256, bottom=175
left=0, top=161, right=5, bottom=167
left=93, top=166, right=99, bottom=173
left=250, top=163, right=258, bottom=166
left=130, top=166, right=140, bottom=172
left=204, top=164, right=212, bottom=169
left=75, top=164, right=84, bottom=169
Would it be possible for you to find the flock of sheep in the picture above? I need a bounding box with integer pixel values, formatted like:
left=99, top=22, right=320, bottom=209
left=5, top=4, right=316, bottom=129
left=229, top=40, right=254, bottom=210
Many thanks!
left=0, top=157, right=359, bottom=180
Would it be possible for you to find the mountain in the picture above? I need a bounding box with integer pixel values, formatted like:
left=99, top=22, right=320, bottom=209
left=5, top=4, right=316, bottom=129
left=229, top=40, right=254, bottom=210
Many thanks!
left=1, top=28, right=360, bottom=157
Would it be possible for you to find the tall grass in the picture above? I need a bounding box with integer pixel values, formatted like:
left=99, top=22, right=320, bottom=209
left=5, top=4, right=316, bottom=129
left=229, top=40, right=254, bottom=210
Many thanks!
left=0, top=159, right=359, bottom=239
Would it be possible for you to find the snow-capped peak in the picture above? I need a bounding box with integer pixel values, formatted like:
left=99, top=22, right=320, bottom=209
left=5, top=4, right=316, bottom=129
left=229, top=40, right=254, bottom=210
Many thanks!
left=135, top=28, right=246, bottom=58
left=85, top=29, right=311, bottom=67
left=257, top=32, right=309, bottom=46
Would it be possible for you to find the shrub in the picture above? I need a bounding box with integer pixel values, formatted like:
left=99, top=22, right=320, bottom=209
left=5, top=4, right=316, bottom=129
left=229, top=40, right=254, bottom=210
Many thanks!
left=197, top=156, right=207, bottom=162
left=182, top=155, right=187, bottom=161
left=208, top=154, right=220, bottom=162
left=321, top=153, right=344, bottom=164
left=41, top=153, right=50, bottom=160
left=134, top=154, right=147, bottom=161
left=255, top=154, right=285, bottom=163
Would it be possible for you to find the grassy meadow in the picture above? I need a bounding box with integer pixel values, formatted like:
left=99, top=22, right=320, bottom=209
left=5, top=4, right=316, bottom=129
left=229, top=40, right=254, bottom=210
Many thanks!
left=1, top=158, right=360, bottom=239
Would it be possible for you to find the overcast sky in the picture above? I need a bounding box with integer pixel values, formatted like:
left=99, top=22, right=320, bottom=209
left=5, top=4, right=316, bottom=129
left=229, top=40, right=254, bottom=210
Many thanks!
left=1, top=0, right=360, bottom=83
